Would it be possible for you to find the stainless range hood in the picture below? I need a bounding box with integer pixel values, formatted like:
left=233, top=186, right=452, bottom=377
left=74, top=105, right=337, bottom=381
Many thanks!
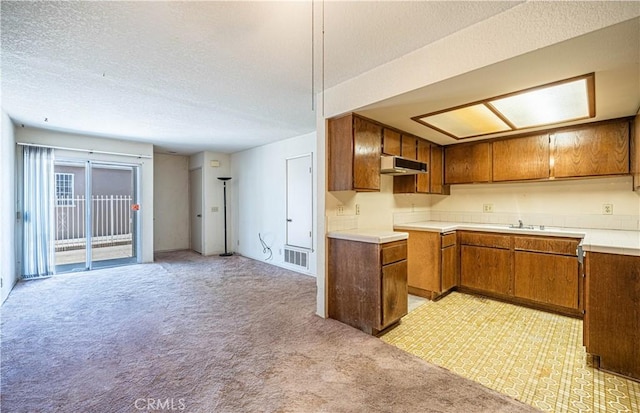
left=380, top=156, right=428, bottom=176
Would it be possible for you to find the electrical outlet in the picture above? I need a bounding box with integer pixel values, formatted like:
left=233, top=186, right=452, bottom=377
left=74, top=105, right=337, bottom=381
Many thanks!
left=337, top=205, right=344, bottom=216
left=212, top=206, right=219, bottom=212
left=355, top=204, right=360, bottom=215
left=602, top=203, right=613, bottom=215
left=483, top=203, right=494, bottom=213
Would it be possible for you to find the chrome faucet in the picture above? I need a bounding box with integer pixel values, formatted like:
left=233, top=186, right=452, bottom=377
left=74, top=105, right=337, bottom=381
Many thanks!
left=518, top=219, right=523, bottom=228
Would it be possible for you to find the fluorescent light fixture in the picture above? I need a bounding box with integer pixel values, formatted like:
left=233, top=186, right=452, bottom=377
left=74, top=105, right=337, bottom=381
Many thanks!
left=412, top=73, right=595, bottom=139
left=418, top=104, right=511, bottom=138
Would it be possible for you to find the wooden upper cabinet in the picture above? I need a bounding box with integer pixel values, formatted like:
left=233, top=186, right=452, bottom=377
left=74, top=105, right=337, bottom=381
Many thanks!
left=493, top=134, right=550, bottom=181
left=444, top=141, right=492, bottom=184
left=401, top=135, right=418, bottom=160
left=430, top=145, right=448, bottom=194
left=382, top=128, right=401, bottom=156
left=632, top=113, right=640, bottom=191
left=416, top=139, right=431, bottom=193
left=328, top=114, right=381, bottom=192
left=552, top=120, right=630, bottom=178
left=353, top=117, right=382, bottom=190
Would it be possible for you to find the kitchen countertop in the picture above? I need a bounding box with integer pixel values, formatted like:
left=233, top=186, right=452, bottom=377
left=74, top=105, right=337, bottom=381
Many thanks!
left=327, top=229, right=409, bottom=244
left=393, top=221, right=640, bottom=256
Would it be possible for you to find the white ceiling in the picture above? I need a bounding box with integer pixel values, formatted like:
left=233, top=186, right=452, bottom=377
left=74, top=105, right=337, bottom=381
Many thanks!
left=1, top=1, right=638, bottom=154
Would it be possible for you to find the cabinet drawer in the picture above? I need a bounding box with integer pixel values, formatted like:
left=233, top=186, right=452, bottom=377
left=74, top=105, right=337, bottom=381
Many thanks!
left=514, top=236, right=579, bottom=256
left=381, top=241, right=407, bottom=265
left=458, top=232, right=511, bottom=249
left=441, top=232, right=457, bottom=248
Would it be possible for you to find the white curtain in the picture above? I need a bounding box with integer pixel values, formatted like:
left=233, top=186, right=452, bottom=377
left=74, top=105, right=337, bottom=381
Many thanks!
left=22, top=146, right=55, bottom=279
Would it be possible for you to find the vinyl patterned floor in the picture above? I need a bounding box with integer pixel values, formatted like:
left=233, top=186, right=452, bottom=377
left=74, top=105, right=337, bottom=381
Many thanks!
left=381, top=292, right=640, bottom=413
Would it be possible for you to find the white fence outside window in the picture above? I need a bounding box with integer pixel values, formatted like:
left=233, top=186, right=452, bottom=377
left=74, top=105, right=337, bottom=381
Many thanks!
left=55, top=195, right=133, bottom=251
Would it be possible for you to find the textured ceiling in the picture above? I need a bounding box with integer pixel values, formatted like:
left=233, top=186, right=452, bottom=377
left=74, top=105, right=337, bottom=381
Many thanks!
left=0, top=1, right=522, bottom=154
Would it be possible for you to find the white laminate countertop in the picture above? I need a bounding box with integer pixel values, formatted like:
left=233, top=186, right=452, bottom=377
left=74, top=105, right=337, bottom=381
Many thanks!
left=327, top=229, right=409, bottom=244
left=393, top=221, right=640, bottom=256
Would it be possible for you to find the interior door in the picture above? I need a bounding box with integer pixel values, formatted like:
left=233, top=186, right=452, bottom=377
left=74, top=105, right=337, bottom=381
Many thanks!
left=286, top=154, right=312, bottom=249
left=190, top=168, right=203, bottom=254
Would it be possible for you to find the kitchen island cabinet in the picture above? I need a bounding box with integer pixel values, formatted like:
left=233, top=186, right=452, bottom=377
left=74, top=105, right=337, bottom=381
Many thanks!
left=328, top=114, right=381, bottom=192
left=585, top=252, right=640, bottom=381
left=328, top=237, right=408, bottom=335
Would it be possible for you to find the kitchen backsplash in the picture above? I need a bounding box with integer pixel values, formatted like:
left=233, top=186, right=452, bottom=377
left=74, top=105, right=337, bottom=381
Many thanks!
left=394, top=210, right=640, bottom=231
left=328, top=210, right=639, bottom=232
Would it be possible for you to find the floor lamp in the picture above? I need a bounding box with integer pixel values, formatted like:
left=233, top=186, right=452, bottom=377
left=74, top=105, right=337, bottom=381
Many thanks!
left=218, top=177, right=233, bottom=257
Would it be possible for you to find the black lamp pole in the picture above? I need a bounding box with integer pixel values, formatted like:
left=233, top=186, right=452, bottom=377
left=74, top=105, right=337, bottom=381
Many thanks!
left=218, top=177, right=233, bottom=257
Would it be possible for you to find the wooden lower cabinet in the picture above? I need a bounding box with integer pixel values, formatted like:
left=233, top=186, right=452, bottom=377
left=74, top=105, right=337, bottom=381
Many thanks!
left=457, top=231, right=582, bottom=316
left=328, top=238, right=408, bottom=335
left=513, top=251, right=579, bottom=309
left=405, top=230, right=457, bottom=300
left=460, top=245, right=511, bottom=296
left=585, top=252, right=640, bottom=380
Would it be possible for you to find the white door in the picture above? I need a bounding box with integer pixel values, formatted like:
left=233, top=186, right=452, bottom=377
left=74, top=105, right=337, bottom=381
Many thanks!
left=190, top=168, right=203, bottom=254
left=286, top=154, right=313, bottom=249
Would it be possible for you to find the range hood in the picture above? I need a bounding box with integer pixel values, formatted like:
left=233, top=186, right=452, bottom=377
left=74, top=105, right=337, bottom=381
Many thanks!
left=380, top=156, right=428, bottom=176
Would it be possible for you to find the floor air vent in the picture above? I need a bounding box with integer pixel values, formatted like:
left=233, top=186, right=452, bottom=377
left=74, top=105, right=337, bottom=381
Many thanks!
left=284, top=248, right=309, bottom=269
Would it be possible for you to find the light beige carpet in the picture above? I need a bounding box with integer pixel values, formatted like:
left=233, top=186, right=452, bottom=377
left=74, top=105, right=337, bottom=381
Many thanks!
left=1, top=251, right=539, bottom=412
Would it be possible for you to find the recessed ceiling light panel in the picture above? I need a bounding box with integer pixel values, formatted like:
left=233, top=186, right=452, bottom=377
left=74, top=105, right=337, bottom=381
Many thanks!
left=418, top=104, right=511, bottom=138
left=489, top=78, right=591, bottom=128
left=412, top=73, right=595, bottom=139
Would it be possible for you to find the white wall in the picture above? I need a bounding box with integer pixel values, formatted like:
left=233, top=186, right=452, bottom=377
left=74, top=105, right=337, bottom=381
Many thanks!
left=189, top=151, right=231, bottom=256
left=1, top=112, right=17, bottom=303
left=317, top=3, right=640, bottom=317
left=15, top=126, right=155, bottom=263
left=231, top=132, right=317, bottom=276
left=154, top=153, right=190, bottom=252
left=430, top=177, right=640, bottom=231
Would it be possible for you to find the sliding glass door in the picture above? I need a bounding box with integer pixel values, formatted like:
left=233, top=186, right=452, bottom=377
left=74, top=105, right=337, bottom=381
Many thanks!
left=54, top=161, right=139, bottom=272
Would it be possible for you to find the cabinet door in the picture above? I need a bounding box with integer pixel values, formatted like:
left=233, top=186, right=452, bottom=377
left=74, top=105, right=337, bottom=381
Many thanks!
left=445, top=141, right=492, bottom=184
left=552, top=121, right=629, bottom=178
left=328, top=114, right=354, bottom=191
left=514, top=251, right=578, bottom=309
left=353, top=117, right=382, bottom=190
left=460, top=245, right=510, bottom=295
left=416, top=139, right=431, bottom=193
left=441, top=244, right=457, bottom=292
left=382, top=129, right=402, bottom=156
left=493, top=134, right=549, bottom=181
left=430, top=145, right=446, bottom=194
left=406, top=231, right=440, bottom=293
left=587, top=253, right=640, bottom=380
left=401, top=135, right=418, bottom=160
left=633, top=114, right=640, bottom=191
left=381, top=260, right=408, bottom=328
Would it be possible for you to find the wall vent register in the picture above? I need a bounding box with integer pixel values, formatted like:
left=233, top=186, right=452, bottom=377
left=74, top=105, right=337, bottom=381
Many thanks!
left=284, top=247, right=309, bottom=269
